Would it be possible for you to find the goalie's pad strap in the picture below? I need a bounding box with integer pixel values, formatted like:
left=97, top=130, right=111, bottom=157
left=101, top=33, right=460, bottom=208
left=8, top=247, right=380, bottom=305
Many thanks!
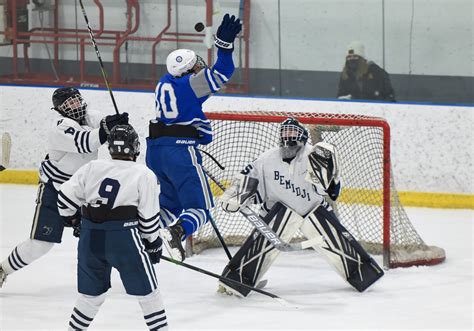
left=301, top=205, right=384, bottom=292
left=220, top=202, right=304, bottom=296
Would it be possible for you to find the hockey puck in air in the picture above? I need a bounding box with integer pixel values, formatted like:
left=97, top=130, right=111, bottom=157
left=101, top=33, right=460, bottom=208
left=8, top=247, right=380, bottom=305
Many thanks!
left=194, top=22, right=205, bottom=32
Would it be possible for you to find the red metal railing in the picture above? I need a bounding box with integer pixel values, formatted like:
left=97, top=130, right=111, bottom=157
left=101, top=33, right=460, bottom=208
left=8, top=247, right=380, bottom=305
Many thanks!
left=0, top=0, right=250, bottom=92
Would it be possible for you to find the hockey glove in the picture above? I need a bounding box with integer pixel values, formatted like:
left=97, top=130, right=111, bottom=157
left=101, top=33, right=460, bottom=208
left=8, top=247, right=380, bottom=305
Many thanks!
left=99, top=112, right=129, bottom=142
left=144, top=237, right=163, bottom=264
left=62, top=211, right=81, bottom=238
left=215, top=14, right=242, bottom=50
left=306, top=142, right=340, bottom=193
left=72, top=223, right=81, bottom=238
left=220, top=174, right=259, bottom=213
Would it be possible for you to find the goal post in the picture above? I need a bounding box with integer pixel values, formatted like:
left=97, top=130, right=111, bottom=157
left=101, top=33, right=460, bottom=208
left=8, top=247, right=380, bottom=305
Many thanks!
left=190, top=110, right=445, bottom=269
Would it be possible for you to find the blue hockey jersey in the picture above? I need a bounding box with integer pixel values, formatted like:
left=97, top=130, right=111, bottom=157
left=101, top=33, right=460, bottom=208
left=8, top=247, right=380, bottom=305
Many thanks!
left=153, top=49, right=235, bottom=145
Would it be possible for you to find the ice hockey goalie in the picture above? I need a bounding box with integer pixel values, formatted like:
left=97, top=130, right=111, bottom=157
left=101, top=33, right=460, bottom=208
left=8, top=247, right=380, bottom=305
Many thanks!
left=218, top=117, right=384, bottom=297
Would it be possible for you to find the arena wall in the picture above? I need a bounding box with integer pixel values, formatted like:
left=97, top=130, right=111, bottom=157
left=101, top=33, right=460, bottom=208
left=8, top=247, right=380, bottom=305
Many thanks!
left=0, top=85, right=472, bottom=208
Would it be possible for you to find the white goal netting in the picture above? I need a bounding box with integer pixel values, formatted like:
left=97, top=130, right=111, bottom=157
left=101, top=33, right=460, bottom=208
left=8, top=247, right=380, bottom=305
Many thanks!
left=189, top=111, right=445, bottom=268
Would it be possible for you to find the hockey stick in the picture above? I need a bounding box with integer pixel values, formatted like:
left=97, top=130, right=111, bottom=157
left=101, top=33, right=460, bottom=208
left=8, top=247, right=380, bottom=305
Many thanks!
left=208, top=212, right=233, bottom=260
left=78, top=0, right=119, bottom=115
left=161, top=256, right=291, bottom=306
left=0, top=132, right=12, bottom=172
left=198, top=149, right=225, bottom=170
left=203, top=169, right=319, bottom=252
left=200, top=166, right=232, bottom=260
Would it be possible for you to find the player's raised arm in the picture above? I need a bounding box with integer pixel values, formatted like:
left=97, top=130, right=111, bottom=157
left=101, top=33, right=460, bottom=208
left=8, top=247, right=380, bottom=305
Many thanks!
left=189, top=14, right=242, bottom=97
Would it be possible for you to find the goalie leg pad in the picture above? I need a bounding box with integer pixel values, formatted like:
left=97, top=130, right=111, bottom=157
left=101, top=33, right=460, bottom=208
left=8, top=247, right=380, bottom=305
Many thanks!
left=219, top=202, right=304, bottom=297
left=301, top=205, right=384, bottom=292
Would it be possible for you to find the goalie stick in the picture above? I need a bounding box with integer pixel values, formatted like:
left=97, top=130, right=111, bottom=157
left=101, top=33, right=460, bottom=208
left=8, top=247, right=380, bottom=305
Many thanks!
left=203, top=168, right=319, bottom=252
left=0, top=132, right=11, bottom=172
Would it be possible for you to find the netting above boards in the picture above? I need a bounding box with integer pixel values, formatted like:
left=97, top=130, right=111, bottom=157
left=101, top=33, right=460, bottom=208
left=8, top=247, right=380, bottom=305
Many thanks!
left=189, top=111, right=445, bottom=269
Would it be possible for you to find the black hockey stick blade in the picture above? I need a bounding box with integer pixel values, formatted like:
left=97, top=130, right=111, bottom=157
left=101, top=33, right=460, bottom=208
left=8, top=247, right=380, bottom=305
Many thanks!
left=161, top=256, right=291, bottom=305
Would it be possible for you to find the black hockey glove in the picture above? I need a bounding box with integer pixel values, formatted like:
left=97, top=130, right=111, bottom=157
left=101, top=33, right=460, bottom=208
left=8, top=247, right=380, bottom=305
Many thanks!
left=72, top=223, right=81, bottom=238
left=144, top=237, right=163, bottom=264
left=62, top=211, right=81, bottom=238
left=215, top=14, right=242, bottom=51
left=99, top=112, right=129, bottom=143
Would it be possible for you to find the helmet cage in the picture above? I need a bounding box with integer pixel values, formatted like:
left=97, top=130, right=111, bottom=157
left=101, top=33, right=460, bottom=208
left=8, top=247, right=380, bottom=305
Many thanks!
left=280, top=119, right=308, bottom=147
left=56, top=94, right=87, bottom=121
left=179, top=54, right=207, bottom=77
left=195, top=54, right=207, bottom=71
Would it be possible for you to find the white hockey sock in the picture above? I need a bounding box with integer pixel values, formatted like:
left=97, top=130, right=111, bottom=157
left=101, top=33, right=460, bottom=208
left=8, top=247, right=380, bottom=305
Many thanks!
left=1, top=239, right=54, bottom=274
left=68, top=293, right=106, bottom=330
left=138, top=290, right=168, bottom=330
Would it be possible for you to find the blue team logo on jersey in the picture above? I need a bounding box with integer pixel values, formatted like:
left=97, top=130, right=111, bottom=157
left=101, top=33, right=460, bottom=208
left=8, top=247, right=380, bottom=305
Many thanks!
left=176, top=56, right=183, bottom=63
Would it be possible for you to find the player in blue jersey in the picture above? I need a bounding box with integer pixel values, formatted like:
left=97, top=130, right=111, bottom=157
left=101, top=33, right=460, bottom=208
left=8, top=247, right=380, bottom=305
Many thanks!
left=0, top=87, right=128, bottom=288
left=146, top=14, right=242, bottom=262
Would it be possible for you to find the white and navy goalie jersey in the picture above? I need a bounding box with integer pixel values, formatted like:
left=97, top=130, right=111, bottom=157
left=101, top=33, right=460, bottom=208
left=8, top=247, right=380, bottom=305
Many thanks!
left=58, top=159, right=162, bottom=242
left=39, top=111, right=102, bottom=190
left=154, top=49, right=235, bottom=145
left=242, top=144, right=336, bottom=217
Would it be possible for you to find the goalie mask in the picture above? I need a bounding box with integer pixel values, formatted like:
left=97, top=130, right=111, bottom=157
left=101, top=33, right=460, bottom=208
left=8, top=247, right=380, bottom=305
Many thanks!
left=108, top=124, right=140, bottom=161
left=279, top=117, right=309, bottom=159
left=52, top=87, right=87, bottom=122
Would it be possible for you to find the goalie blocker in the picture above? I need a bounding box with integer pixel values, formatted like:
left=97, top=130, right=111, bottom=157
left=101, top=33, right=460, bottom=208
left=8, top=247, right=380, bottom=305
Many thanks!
left=219, top=202, right=384, bottom=296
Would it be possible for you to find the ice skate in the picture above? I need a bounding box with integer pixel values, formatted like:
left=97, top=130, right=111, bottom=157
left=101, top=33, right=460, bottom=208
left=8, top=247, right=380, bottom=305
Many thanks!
left=158, top=221, right=186, bottom=262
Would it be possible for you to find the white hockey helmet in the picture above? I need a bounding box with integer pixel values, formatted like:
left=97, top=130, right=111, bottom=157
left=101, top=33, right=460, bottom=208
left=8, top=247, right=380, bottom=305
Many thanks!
left=166, top=49, right=198, bottom=77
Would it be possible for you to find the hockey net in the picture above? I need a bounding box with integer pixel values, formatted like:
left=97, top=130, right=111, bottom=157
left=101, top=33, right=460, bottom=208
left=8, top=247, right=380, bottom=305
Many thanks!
left=189, top=111, right=445, bottom=268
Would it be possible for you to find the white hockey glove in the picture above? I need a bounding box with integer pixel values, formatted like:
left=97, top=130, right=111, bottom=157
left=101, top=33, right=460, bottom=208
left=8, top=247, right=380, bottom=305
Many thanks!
left=220, top=174, right=259, bottom=213
left=306, top=142, right=340, bottom=192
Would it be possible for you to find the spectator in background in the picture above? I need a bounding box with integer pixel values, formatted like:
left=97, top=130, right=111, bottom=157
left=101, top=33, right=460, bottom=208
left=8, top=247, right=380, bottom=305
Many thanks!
left=337, top=41, right=395, bottom=101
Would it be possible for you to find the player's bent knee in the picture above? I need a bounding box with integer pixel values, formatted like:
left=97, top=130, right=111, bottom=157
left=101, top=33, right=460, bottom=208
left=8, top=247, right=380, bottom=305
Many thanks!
left=137, top=289, right=165, bottom=312
left=17, top=239, right=55, bottom=261
left=80, top=292, right=107, bottom=308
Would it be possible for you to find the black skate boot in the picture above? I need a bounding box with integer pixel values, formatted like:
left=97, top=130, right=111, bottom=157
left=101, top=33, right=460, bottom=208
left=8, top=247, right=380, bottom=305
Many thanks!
left=158, top=220, right=186, bottom=262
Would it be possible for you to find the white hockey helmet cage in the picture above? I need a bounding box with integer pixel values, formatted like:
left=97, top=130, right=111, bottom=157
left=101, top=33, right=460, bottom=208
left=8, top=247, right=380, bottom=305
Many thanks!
left=280, top=117, right=309, bottom=147
left=166, top=49, right=198, bottom=77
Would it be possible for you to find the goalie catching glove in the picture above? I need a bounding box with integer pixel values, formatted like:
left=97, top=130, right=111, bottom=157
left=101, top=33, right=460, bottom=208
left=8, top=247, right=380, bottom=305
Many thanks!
left=220, top=174, right=259, bottom=213
left=306, top=142, right=341, bottom=200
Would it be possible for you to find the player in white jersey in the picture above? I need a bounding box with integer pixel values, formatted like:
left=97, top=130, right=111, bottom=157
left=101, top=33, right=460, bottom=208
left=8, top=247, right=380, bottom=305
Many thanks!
left=58, top=124, right=167, bottom=331
left=0, top=87, right=128, bottom=288
left=218, top=118, right=384, bottom=297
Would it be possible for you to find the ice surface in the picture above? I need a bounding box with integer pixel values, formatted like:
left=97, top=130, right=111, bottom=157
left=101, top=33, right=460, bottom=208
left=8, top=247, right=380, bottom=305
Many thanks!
left=0, top=184, right=472, bottom=330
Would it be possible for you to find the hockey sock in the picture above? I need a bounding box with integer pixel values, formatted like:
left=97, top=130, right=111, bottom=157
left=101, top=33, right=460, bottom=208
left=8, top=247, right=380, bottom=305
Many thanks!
left=159, top=208, right=178, bottom=228
left=1, top=239, right=54, bottom=274
left=138, top=290, right=168, bottom=330
left=178, top=208, right=209, bottom=237
left=68, top=293, right=106, bottom=330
